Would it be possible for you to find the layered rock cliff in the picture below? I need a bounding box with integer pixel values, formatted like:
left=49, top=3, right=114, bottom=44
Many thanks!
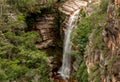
left=85, top=1, right=120, bottom=82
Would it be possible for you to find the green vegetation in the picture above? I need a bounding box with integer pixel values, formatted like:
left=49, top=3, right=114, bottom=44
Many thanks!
left=0, top=0, right=117, bottom=82
left=71, top=0, right=109, bottom=81
left=6, top=0, right=57, bottom=14
left=100, top=0, right=109, bottom=12
left=0, top=0, right=54, bottom=81
left=74, top=61, right=88, bottom=82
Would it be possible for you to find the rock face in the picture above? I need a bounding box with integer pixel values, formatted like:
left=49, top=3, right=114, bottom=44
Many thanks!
left=85, top=1, right=120, bottom=82
left=35, top=0, right=88, bottom=49
left=37, top=0, right=57, bottom=6
left=114, top=0, right=120, bottom=5
left=36, top=14, right=56, bottom=49
left=59, top=0, right=87, bottom=15
left=51, top=0, right=88, bottom=82
left=59, top=0, right=88, bottom=40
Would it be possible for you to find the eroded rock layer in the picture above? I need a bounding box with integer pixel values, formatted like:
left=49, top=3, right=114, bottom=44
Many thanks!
left=85, top=2, right=120, bottom=82
left=36, top=14, right=56, bottom=49
left=59, top=0, right=87, bottom=15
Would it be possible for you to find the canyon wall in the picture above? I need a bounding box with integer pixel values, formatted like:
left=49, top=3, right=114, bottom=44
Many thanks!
left=85, top=1, right=120, bottom=82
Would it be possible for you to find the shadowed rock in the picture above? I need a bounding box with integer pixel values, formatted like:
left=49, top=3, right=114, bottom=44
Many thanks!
left=35, top=14, right=56, bottom=49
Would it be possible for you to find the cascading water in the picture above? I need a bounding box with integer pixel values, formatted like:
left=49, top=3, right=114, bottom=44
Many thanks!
left=58, top=9, right=80, bottom=80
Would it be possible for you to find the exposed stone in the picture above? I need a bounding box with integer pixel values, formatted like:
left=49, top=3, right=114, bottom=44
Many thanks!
left=85, top=2, right=120, bottom=82
left=36, top=0, right=57, bottom=7
left=59, top=0, right=88, bottom=15
left=114, top=0, right=120, bottom=5
left=35, top=14, right=56, bottom=49
left=36, top=40, right=53, bottom=49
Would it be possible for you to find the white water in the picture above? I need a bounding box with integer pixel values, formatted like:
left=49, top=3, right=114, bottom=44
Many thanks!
left=58, top=10, right=80, bottom=80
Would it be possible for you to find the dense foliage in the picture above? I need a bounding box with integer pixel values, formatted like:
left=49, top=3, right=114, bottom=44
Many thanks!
left=0, top=0, right=113, bottom=82
left=0, top=0, right=55, bottom=81
left=71, top=0, right=109, bottom=81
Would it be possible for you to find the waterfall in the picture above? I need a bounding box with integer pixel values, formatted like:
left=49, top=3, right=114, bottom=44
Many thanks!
left=58, top=9, right=80, bottom=80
